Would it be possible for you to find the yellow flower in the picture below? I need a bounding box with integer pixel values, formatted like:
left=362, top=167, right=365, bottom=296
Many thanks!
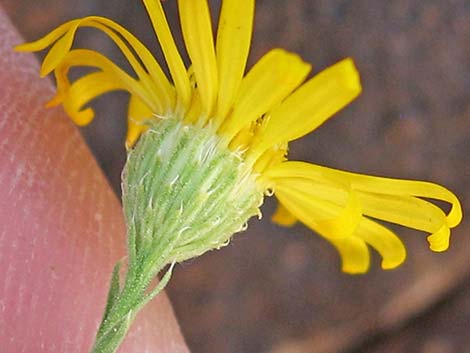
left=16, top=0, right=462, bottom=275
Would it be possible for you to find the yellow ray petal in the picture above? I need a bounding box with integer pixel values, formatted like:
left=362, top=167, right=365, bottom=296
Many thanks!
left=252, top=58, right=361, bottom=156
left=126, top=95, right=154, bottom=149
left=283, top=174, right=450, bottom=249
left=14, top=19, right=79, bottom=52
left=252, top=141, right=288, bottom=174
left=85, top=19, right=174, bottom=113
left=271, top=203, right=297, bottom=226
left=264, top=161, right=462, bottom=230
left=274, top=178, right=363, bottom=238
left=328, top=236, right=370, bottom=274
left=40, top=21, right=80, bottom=77
left=143, top=0, right=191, bottom=111
left=87, top=17, right=174, bottom=112
left=228, top=123, right=256, bottom=154
left=275, top=185, right=405, bottom=272
left=265, top=161, right=461, bottom=251
left=354, top=217, right=406, bottom=270
left=46, top=67, right=72, bottom=108
left=318, top=190, right=363, bottom=239
left=221, top=49, right=311, bottom=142
left=55, top=49, right=155, bottom=112
left=184, top=90, right=204, bottom=126
left=356, top=192, right=447, bottom=239
left=426, top=225, right=450, bottom=252
left=178, top=0, right=218, bottom=117
left=276, top=184, right=370, bottom=273
left=61, top=71, right=124, bottom=125
left=19, top=15, right=174, bottom=114
left=275, top=184, right=360, bottom=239
left=215, top=0, right=255, bottom=123
left=343, top=173, right=462, bottom=228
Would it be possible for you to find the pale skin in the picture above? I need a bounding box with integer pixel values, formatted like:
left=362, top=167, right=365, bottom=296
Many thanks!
left=0, top=9, right=189, bottom=353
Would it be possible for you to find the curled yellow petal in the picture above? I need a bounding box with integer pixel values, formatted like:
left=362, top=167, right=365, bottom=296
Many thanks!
left=426, top=224, right=450, bottom=252
left=275, top=187, right=371, bottom=274
left=356, top=192, right=449, bottom=248
left=14, top=19, right=79, bottom=52
left=86, top=17, right=174, bottom=112
left=18, top=16, right=174, bottom=115
left=350, top=176, right=462, bottom=229
left=272, top=195, right=404, bottom=271
left=264, top=161, right=462, bottom=237
left=355, top=217, right=406, bottom=270
left=55, top=49, right=153, bottom=109
left=61, top=71, right=124, bottom=125
left=40, top=21, right=80, bottom=77
left=275, top=183, right=406, bottom=272
left=328, top=236, right=370, bottom=274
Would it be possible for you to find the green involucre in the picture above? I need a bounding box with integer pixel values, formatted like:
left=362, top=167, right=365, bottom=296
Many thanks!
left=123, top=117, right=264, bottom=273
left=91, top=118, right=263, bottom=353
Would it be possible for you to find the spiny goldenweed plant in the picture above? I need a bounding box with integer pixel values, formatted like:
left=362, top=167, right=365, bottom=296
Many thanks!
left=16, top=0, right=462, bottom=352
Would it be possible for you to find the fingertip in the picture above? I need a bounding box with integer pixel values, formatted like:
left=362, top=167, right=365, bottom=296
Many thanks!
left=0, top=9, right=188, bottom=353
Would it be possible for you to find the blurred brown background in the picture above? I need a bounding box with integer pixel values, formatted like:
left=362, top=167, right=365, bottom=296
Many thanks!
left=3, top=1, right=469, bottom=352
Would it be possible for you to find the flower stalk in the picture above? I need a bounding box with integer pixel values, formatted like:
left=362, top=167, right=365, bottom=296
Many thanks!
left=90, top=260, right=174, bottom=353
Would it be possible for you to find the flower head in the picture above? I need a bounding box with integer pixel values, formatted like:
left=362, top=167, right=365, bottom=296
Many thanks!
left=16, top=0, right=462, bottom=275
